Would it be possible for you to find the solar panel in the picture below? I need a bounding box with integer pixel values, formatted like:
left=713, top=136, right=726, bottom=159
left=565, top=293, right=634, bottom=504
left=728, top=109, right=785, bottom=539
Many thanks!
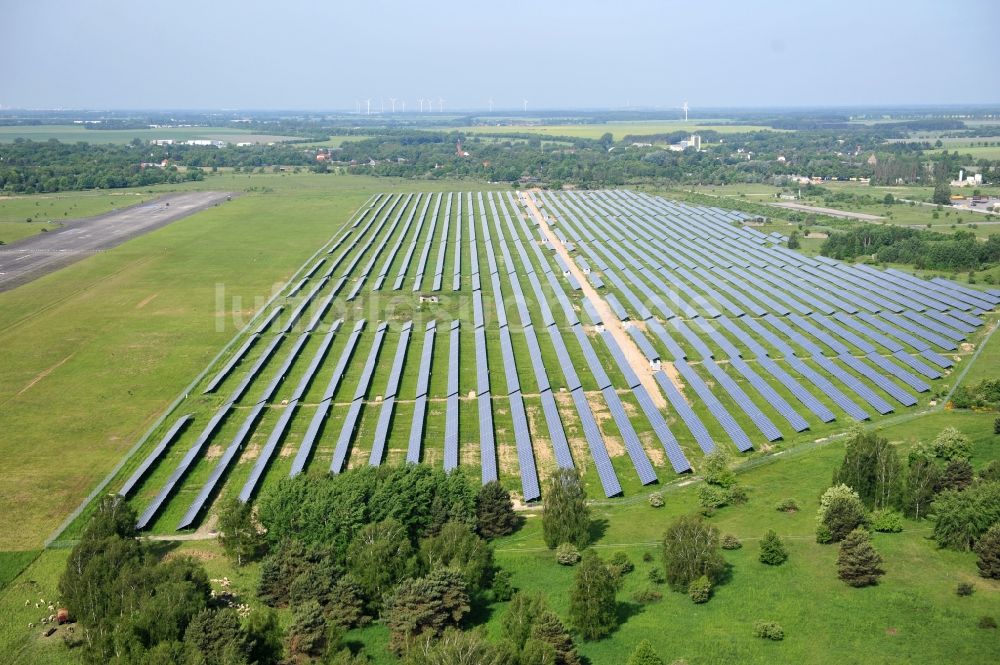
left=589, top=273, right=605, bottom=289
left=728, top=357, right=809, bottom=431
left=831, top=312, right=903, bottom=353
left=571, top=387, right=623, bottom=497
left=653, top=371, right=715, bottom=454
left=583, top=298, right=603, bottom=326
left=785, top=355, right=870, bottom=420
left=369, top=321, right=414, bottom=465
left=920, top=349, right=954, bottom=369
left=701, top=359, right=782, bottom=440
left=507, top=391, right=540, bottom=501
left=599, top=330, right=640, bottom=389
left=892, top=350, right=941, bottom=379
left=902, top=310, right=966, bottom=341
left=856, top=312, right=931, bottom=352
left=864, top=352, right=930, bottom=392
left=119, top=414, right=192, bottom=498
left=673, top=360, right=753, bottom=451
left=572, top=324, right=612, bottom=390
left=604, top=293, right=629, bottom=321
left=548, top=325, right=583, bottom=392
left=754, top=355, right=835, bottom=422
left=626, top=325, right=661, bottom=363
left=838, top=354, right=917, bottom=406
left=671, top=318, right=715, bottom=360
left=330, top=322, right=389, bottom=473
left=204, top=335, right=259, bottom=394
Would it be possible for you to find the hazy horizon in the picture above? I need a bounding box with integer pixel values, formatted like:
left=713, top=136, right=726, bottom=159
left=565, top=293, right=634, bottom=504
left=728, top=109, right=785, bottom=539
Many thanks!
left=3, top=0, right=998, bottom=110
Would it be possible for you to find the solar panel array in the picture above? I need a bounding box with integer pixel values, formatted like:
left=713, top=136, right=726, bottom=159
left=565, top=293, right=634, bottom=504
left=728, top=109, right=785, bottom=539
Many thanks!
left=126, top=186, right=997, bottom=531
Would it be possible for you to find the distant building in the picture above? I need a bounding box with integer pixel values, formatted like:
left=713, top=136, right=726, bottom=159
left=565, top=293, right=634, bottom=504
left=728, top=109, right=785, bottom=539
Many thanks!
left=183, top=139, right=226, bottom=147
left=866, top=153, right=878, bottom=167
left=668, top=134, right=702, bottom=152
left=150, top=139, right=174, bottom=146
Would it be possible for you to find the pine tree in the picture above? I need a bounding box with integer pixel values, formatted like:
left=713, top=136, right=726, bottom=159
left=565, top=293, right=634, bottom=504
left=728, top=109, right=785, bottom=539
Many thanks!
left=531, top=611, right=581, bottom=665
left=974, top=523, right=1000, bottom=579
left=759, top=530, right=788, bottom=565
left=476, top=481, right=519, bottom=539
left=837, top=528, right=884, bottom=587
left=568, top=551, right=618, bottom=640
left=626, top=639, right=665, bottom=665
left=287, top=600, right=327, bottom=658
left=542, top=468, right=591, bottom=549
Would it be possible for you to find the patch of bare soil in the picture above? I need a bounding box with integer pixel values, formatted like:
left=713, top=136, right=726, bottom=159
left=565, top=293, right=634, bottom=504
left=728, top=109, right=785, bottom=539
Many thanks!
left=205, top=445, right=223, bottom=460
left=639, top=431, right=666, bottom=465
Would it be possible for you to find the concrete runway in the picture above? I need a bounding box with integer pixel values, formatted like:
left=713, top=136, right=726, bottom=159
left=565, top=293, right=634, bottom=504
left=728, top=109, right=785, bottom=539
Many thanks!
left=0, top=191, right=233, bottom=292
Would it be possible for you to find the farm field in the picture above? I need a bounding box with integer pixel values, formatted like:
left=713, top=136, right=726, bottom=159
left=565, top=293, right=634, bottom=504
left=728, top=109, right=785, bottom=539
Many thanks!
left=0, top=124, right=298, bottom=145
left=454, top=120, right=779, bottom=140
left=62, top=186, right=999, bottom=545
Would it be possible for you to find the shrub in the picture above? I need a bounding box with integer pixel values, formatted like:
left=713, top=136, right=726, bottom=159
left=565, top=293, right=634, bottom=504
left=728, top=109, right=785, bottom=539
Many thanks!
left=687, top=575, right=712, bottom=603
left=698, top=484, right=729, bottom=511
left=979, top=616, right=998, bottom=629
left=642, top=552, right=654, bottom=563
left=822, top=495, right=870, bottom=543
left=703, top=450, right=737, bottom=487
left=726, top=485, right=749, bottom=505
left=648, top=492, right=664, bottom=508
left=556, top=543, right=581, bottom=566
left=956, top=582, right=975, bottom=597
left=632, top=588, right=663, bottom=604
left=815, top=523, right=833, bottom=544
left=491, top=569, right=515, bottom=602
left=759, top=530, right=788, bottom=566
left=931, top=427, right=973, bottom=461
left=753, top=621, right=784, bottom=641
left=627, top=639, right=666, bottom=665
left=870, top=510, right=904, bottom=533
left=974, top=523, right=1000, bottom=579
left=609, top=551, right=634, bottom=576
left=648, top=568, right=666, bottom=585
left=721, top=534, right=742, bottom=550
left=775, top=498, right=799, bottom=513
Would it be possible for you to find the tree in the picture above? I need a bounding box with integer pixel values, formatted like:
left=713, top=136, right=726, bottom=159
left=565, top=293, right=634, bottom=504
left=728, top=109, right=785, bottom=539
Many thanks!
left=938, top=459, right=974, bottom=492
left=974, top=523, right=1000, bottom=579
left=932, top=427, right=973, bottom=461
left=883, top=193, right=895, bottom=205
left=933, top=482, right=1000, bottom=550
left=837, top=528, right=884, bottom=587
left=217, top=496, right=265, bottom=566
left=627, top=639, right=665, bottom=665
left=501, top=591, right=548, bottom=649
left=287, top=600, right=328, bottom=659
left=902, top=456, right=941, bottom=519
left=347, top=518, right=416, bottom=608
left=531, top=611, right=582, bottom=665
left=419, top=520, right=494, bottom=591
left=787, top=231, right=801, bottom=250
left=933, top=181, right=952, bottom=206
left=702, top=449, right=737, bottom=487
left=759, top=530, right=788, bottom=565
left=542, top=468, right=590, bottom=549
left=476, top=480, right=518, bottom=539
left=822, top=495, right=870, bottom=543
left=832, top=429, right=903, bottom=510
left=661, top=514, right=726, bottom=591
left=382, top=569, right=470, bottom=654
left=402, top=628, right=513, bottom=665
left=568, top=551, right=618, bottom=640
left=326, top=576, right=367, bottom=629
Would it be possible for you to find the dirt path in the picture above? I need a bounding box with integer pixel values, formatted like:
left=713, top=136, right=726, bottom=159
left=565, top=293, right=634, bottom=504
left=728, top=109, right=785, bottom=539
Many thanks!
left=768, top=201, right=884, bottom=221
left=519, top=191, right=669, bottom=409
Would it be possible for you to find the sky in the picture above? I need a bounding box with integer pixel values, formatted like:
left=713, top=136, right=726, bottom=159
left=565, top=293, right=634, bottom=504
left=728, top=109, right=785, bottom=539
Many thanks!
left=1, top=0, right=998, bottom=110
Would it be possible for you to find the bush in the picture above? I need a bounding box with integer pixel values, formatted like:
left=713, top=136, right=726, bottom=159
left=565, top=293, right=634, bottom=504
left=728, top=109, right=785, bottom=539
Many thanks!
left=931, top=427, right=973, bottom=461
left=626, top=639, right=666, bottom=665
left=556, top=543, right=581, bottom=566
left=698, top=484, right=728, bottom=511
left=648, top=492, right=664, bottom=508
left=956, top=582, right=975, bottom=597
left=642, top=552, right=654, bottom=563
left=687, top=575, right=712, bottom=603
left=979, top=616, right=998, bottom=629
left=775, top=498, right=799, bottom=513
left=822, top=495, right=870, bottom=543
left=648, top=568, right=666, bottom=585
left=753, top=620, right=785, bottom=641
left=759, top=530, right=788, bottom=566
left=609, top=551, right=634, bottom=577
left=491, top=569, right=515, bottom=602
left=703, top=450, right=737, bottom=487
left=632, top=588, right=663, bottom=604
left=815, top=523, right=833, bottom=544
left=870, top=510, right=904, bottom=533
left=721, top=534, right=743, bottom=550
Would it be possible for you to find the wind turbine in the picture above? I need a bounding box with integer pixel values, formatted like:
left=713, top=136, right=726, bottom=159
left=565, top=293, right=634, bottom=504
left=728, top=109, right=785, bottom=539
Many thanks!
left=389, top=97, right=397, bottom=113
left=488, top=98, right=494, bottom=112
left=401, top=100, right=406, bottom=113
left=417, top=98, right=424, bottom=112
left=522, top=99, right=528, bottom=112
left=438, top=98, right=444, bottom=112
left=682, top=101, right=689, bottom=122
left=365, top=98, right=372, bottom=115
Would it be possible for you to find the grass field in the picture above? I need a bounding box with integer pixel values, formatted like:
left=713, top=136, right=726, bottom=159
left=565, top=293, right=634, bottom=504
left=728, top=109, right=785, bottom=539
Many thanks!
left=2, top=408, right=996, bottom=664
left=0, top=125, right=297, bottom=145
left=0, top=191, right=159, bottom=245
